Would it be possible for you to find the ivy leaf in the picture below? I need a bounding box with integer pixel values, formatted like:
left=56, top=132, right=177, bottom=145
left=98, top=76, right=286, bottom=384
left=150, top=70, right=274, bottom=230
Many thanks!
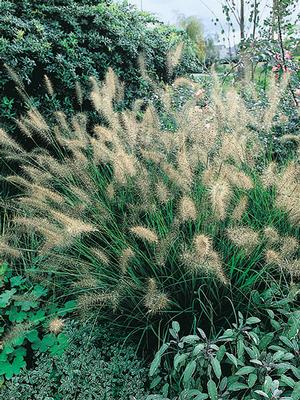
left=7, top=307, right=27, bottom=322
left=29, top=309, right=45, bottom=323
left=10, top=276, right=26, bottom=287
left=26, top=329, right=40, bottom=343
left=0, top=289, right=16, bottom=308
left=15, top=298, right=39, bottom=311
left=32, top=285, right=47, bottom=298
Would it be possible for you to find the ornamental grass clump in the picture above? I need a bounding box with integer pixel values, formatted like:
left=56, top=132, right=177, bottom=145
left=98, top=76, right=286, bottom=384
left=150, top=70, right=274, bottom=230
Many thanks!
left=1, top=68, right=299, bottom=344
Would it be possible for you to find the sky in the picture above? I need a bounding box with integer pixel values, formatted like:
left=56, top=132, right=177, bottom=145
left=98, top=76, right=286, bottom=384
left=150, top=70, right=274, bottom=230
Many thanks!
left=127, top=0, right=276, bottom=44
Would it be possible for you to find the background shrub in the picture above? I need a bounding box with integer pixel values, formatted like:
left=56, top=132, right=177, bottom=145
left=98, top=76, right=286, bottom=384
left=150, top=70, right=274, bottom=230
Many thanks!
left=1, top=320, right=147, bottom=399
left=0, top=0, right=200, bottom=134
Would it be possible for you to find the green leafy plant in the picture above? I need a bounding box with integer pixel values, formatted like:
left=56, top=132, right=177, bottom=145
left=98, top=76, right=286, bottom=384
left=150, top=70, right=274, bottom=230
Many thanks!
left=1, top=320, right=147, bottom=400
left=0, top=261, right=75, bottom=383
left=147, top=289, right=300, bottom=400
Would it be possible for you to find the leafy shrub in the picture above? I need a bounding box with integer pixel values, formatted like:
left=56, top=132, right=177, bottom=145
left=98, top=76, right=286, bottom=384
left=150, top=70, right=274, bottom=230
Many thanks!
left=0, top=261, right=75, bottom=383
left=1, top=70, right=299, bottom=348
left=0, top=0, right=200, bottom=133
left=1, top=320, right=147, bottom=399
left=147, top=288, right=300, bottom=400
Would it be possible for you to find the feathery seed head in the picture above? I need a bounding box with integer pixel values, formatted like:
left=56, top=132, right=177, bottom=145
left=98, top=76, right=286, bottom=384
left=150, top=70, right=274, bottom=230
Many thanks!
left=144, top=278, right=170, bottom=314
left=156, top=181, right=170, bottom=204
left=264, top=226, right=280, bottom=245
left=178, top=195, right=197, bottom=222
left=232, top=196, right=248, bottom=222
left=209, top=179, right=232, bottom=221
left=194, top=234, right=211, bottom=256
left=49, top=318, right=64, bottom=334
left=130, top=226, right=158, bottom=244
left=227, top=227, right=259, bottom=253
left=281, top=236, right=298, bottom=258
left=119, top=247, right=135, bottom=273
left=265, top=249, right=282, bottom=265
left=44, top=75, right=54, bottom=97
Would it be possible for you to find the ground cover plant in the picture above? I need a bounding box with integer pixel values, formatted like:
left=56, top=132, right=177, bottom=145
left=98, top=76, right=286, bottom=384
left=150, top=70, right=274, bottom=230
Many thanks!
left=0, top=63, right=299, bottom=354
left=1, top=320, right=147, bottom=399
left=0, top=261, right=75, bottom=384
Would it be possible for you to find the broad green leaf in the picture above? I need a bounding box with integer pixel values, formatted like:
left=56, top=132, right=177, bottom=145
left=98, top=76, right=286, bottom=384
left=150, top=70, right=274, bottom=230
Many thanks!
left=236, top=366, right=256, bottom=376
left=149, top=343, right=169, bottom=377
left=246, top=317, right=261, bottom=325
left=193, top=343, right=205, bottom=356
left=216, top=345, right=226, bottom=362
left=149, top=375, right=162, bottom=389
left=32, top=285, right=47, bottom=298
left=292, top=382, right=300, bottom=400
left=14, top=298, right=39, bottom=311
left=207, top=379, right=218, bottom=400
left=181, top=389, right=208, bottom=400
left=174, top=353, right=188, bottom=371
left=259, top=333, right=274, bottom=350
left=248, top=373, right=257, bottom=388
left=226, top=352, right=238, bottom=367
left=254, top=390, right=269, bottom=398
left=7, top=307, right=26, bottom=322
left=228, top=382, right=249, bottom=391
left=183, top=360, right=196, bottom=384
left=280, top=375, right=295, bottom=388
left=211, top=357, right=221, bottom=379
left=162, top=383, right=169, bottom=397
left=0, top=262, right=8, bottom=276
left=237, top=338, right=244, bottom=360
left=182, top=335, right=200, bottom=344
left=279, top=336, right=294, bottom=349
left=171, top=321, right=180, bottom=334
left=219, top=377, right=227, bottom=391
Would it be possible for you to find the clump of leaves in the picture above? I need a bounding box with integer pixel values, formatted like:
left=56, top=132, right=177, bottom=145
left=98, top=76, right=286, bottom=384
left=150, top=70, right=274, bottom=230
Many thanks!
left=0, top=262, right=75, bottom=383
left=147, top=288, right=300, bottom=400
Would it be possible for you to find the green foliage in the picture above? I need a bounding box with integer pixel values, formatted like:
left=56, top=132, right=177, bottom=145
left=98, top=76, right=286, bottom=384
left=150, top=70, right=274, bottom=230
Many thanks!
left=1, top=320, right=147, bottom=399
left=0, top=261, right=75, bottom=383
left=147, top=289, right=300, bottom=400
left=0, top=0, right=200, bottom=134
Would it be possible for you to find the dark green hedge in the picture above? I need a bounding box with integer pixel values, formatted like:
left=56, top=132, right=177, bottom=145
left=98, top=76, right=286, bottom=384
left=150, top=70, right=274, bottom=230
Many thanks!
left=0, top=0, right=200, bottom=132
